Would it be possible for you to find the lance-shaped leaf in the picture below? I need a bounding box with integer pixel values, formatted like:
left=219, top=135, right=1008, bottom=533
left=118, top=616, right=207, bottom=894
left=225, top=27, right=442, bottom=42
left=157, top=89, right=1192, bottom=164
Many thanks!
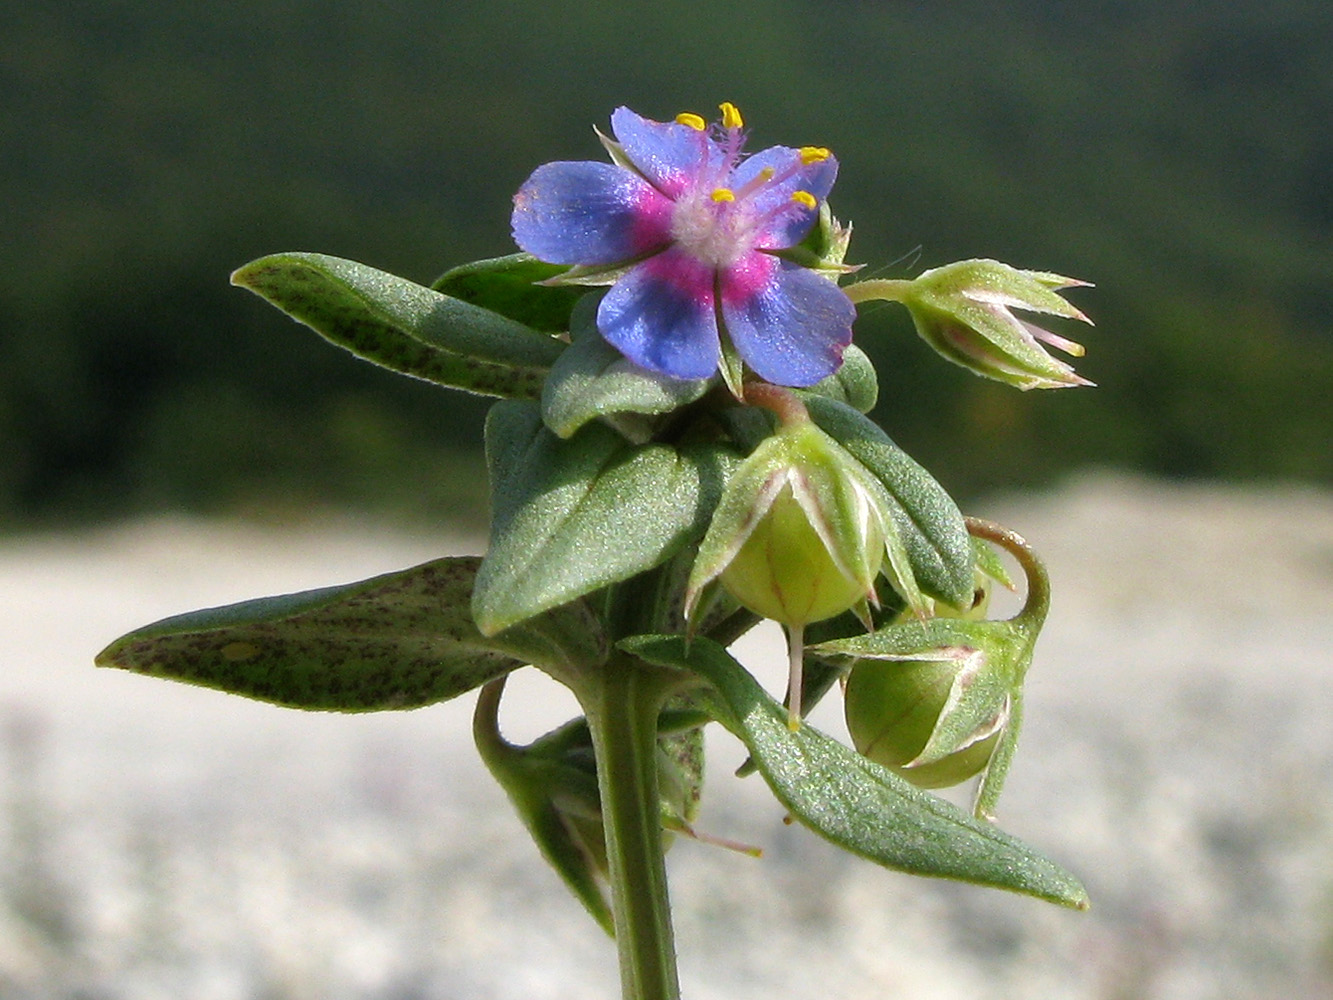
left=473, top=401, right=736, bottom=636
left=96, top=556, right=606, bottom=711
left=802, top=395, right=973, bottom=608
left=232, top=253, right=566, bottom=399
left=432, top=252, right=586, bottom=332
left=623, top=634, right=1088, bottom=909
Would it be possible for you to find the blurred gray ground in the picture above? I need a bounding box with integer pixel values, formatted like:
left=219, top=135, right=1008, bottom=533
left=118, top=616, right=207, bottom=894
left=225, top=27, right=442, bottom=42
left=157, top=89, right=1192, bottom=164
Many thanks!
left=1, top=473, right=1332, bottom=1000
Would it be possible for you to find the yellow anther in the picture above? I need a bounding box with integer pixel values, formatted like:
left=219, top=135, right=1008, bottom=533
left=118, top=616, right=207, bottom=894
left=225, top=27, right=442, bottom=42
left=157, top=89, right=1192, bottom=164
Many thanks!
left=759, top=167, right=775, bottom=180
left=719, top=102, right=744, bottom=129
left=791, top=191, right=818, bottom=210
left=676, top=112, right=706, bottom=131
left=711, top=188, right=736, bottom=203
left=799, top=146, right=831, bottom=164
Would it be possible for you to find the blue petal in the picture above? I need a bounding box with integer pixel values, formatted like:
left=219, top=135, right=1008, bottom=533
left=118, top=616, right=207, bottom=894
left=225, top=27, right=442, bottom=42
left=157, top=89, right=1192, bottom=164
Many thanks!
left=732, top=146, right=840, bottom=249
left=611, top=107, right=721, bottom=199
left=512, top=161, right=673, bottom=266
left=721, top=257, right=855, bottom=387
left=597, top=249, right=721, bottom=380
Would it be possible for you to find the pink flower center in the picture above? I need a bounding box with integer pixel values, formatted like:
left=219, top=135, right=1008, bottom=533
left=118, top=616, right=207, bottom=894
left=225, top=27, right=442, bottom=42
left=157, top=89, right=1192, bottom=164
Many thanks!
left=669, top=188, right=757, bottom=268
left=665, top=120, right=824, bottom=269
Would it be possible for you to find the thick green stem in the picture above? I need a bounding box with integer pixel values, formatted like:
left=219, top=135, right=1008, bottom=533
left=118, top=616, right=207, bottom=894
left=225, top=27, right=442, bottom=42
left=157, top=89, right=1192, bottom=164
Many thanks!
left=579, top=657, right=682, bottom=1000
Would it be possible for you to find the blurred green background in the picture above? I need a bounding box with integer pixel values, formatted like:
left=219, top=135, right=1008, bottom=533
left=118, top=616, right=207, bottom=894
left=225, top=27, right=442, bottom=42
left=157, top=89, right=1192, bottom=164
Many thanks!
left=5, top=0, right=1331, bottom=528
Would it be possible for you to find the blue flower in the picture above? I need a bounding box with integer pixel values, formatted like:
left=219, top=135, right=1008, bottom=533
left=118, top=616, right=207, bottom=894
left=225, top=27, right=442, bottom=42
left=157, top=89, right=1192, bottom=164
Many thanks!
left=511, top=104, right=856, bottom=388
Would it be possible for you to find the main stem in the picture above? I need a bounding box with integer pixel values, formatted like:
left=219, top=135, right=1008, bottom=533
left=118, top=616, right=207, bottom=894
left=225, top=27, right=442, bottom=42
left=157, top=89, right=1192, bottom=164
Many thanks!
left=580, top=656, right=681, bottom=1000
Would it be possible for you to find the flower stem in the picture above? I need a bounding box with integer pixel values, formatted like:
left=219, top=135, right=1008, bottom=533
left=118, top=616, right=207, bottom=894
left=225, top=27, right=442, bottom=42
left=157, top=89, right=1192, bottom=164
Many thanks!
left=843, top=278, right=913, bottom=304
left=743, top=382, right=809, bottom=426
left=964, top=516, right=1051, bottom=629
left=578, top=655, right=682, bottom=1000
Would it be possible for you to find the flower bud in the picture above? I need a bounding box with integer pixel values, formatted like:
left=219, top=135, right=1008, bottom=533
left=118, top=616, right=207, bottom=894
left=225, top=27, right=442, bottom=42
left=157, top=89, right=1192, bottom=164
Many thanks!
left=819, top=517, right=1051, bottom=814
left=902, top=259, right=1093, bottom=390
left=843, top=644, right=1009, bottom=788
left=687, top=417, right=912, bottom=629
left=720, top=479, right=884, bottom=626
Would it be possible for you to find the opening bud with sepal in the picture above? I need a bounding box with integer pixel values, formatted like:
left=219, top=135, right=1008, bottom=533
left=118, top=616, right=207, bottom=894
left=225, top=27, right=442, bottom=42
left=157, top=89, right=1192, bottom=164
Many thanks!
left=860, top=259, right=1094, bottom=391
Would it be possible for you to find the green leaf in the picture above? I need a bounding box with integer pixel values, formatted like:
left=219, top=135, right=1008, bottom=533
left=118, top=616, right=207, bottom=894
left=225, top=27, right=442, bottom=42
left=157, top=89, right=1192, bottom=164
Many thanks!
left=232, top=253, right=565, bottom=399
left=473, top=401, right=735, bottom=635
left=803, top=396, right=974, bottom=608
left=624, top=634, right=1088, bottom=909
left=473, top=680, right=615, bottom=934
left=541, top=328, right=711, bottom=440
left=432, top=253, right=586, bottom=332
left=803, top=344, right=879, bottom=414
left=97, top=556, right=606, bottom=711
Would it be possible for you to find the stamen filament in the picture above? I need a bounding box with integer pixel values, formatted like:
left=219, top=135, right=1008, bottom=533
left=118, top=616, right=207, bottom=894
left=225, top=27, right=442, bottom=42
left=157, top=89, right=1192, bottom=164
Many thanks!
left=732, top=166, right=775, bottom=202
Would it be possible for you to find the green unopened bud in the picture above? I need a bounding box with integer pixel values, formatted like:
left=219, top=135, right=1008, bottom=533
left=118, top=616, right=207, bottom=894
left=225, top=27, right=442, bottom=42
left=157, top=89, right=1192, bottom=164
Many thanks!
left=720, top=480, right=884, bottom=626
left=689, top=395, right=926, bottom=727
left=843, top=644, right=1009, bottom=788
left=901, top=259, right=1094, bottom=390
left=816, top=517, right=1051, bottom=817
left=687, top=416, right=904, bottom=629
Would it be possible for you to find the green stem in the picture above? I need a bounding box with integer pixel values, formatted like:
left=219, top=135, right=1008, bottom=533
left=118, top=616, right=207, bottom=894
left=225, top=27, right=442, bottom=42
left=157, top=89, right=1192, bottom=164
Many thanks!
left=964, top=516, right=1051, bottom=629
left=843, top=277, right=914, bottom=304
left=578, top=655, right=682, bottom=1000
left=742, top=382, right=809, bottom=426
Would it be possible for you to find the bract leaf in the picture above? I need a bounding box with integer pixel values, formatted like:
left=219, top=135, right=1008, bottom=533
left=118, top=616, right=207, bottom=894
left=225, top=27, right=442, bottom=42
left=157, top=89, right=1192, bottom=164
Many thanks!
left=473, top=681, right=614, bottom=934
left=232, top=253, right=564, bottom=399
left=431, top=252, right=586, bottom=332
left=804, top=344, right=878, bottom=414
left=96, top=556, right=605, bottom=711
left=473, top=401, right=734, bottom=635
left=802, top=396, right=974, bottom=607
left=623, top=634, right=1088, bottom=909
left=541, top=327, right=711, bottom=440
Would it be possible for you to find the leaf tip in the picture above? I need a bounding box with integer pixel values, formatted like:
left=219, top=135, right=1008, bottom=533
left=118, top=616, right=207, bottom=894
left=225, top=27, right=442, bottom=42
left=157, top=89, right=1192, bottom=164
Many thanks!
left=229, top=257, right=270, bottom=290
left=93, top=638, right=126, bottom=671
